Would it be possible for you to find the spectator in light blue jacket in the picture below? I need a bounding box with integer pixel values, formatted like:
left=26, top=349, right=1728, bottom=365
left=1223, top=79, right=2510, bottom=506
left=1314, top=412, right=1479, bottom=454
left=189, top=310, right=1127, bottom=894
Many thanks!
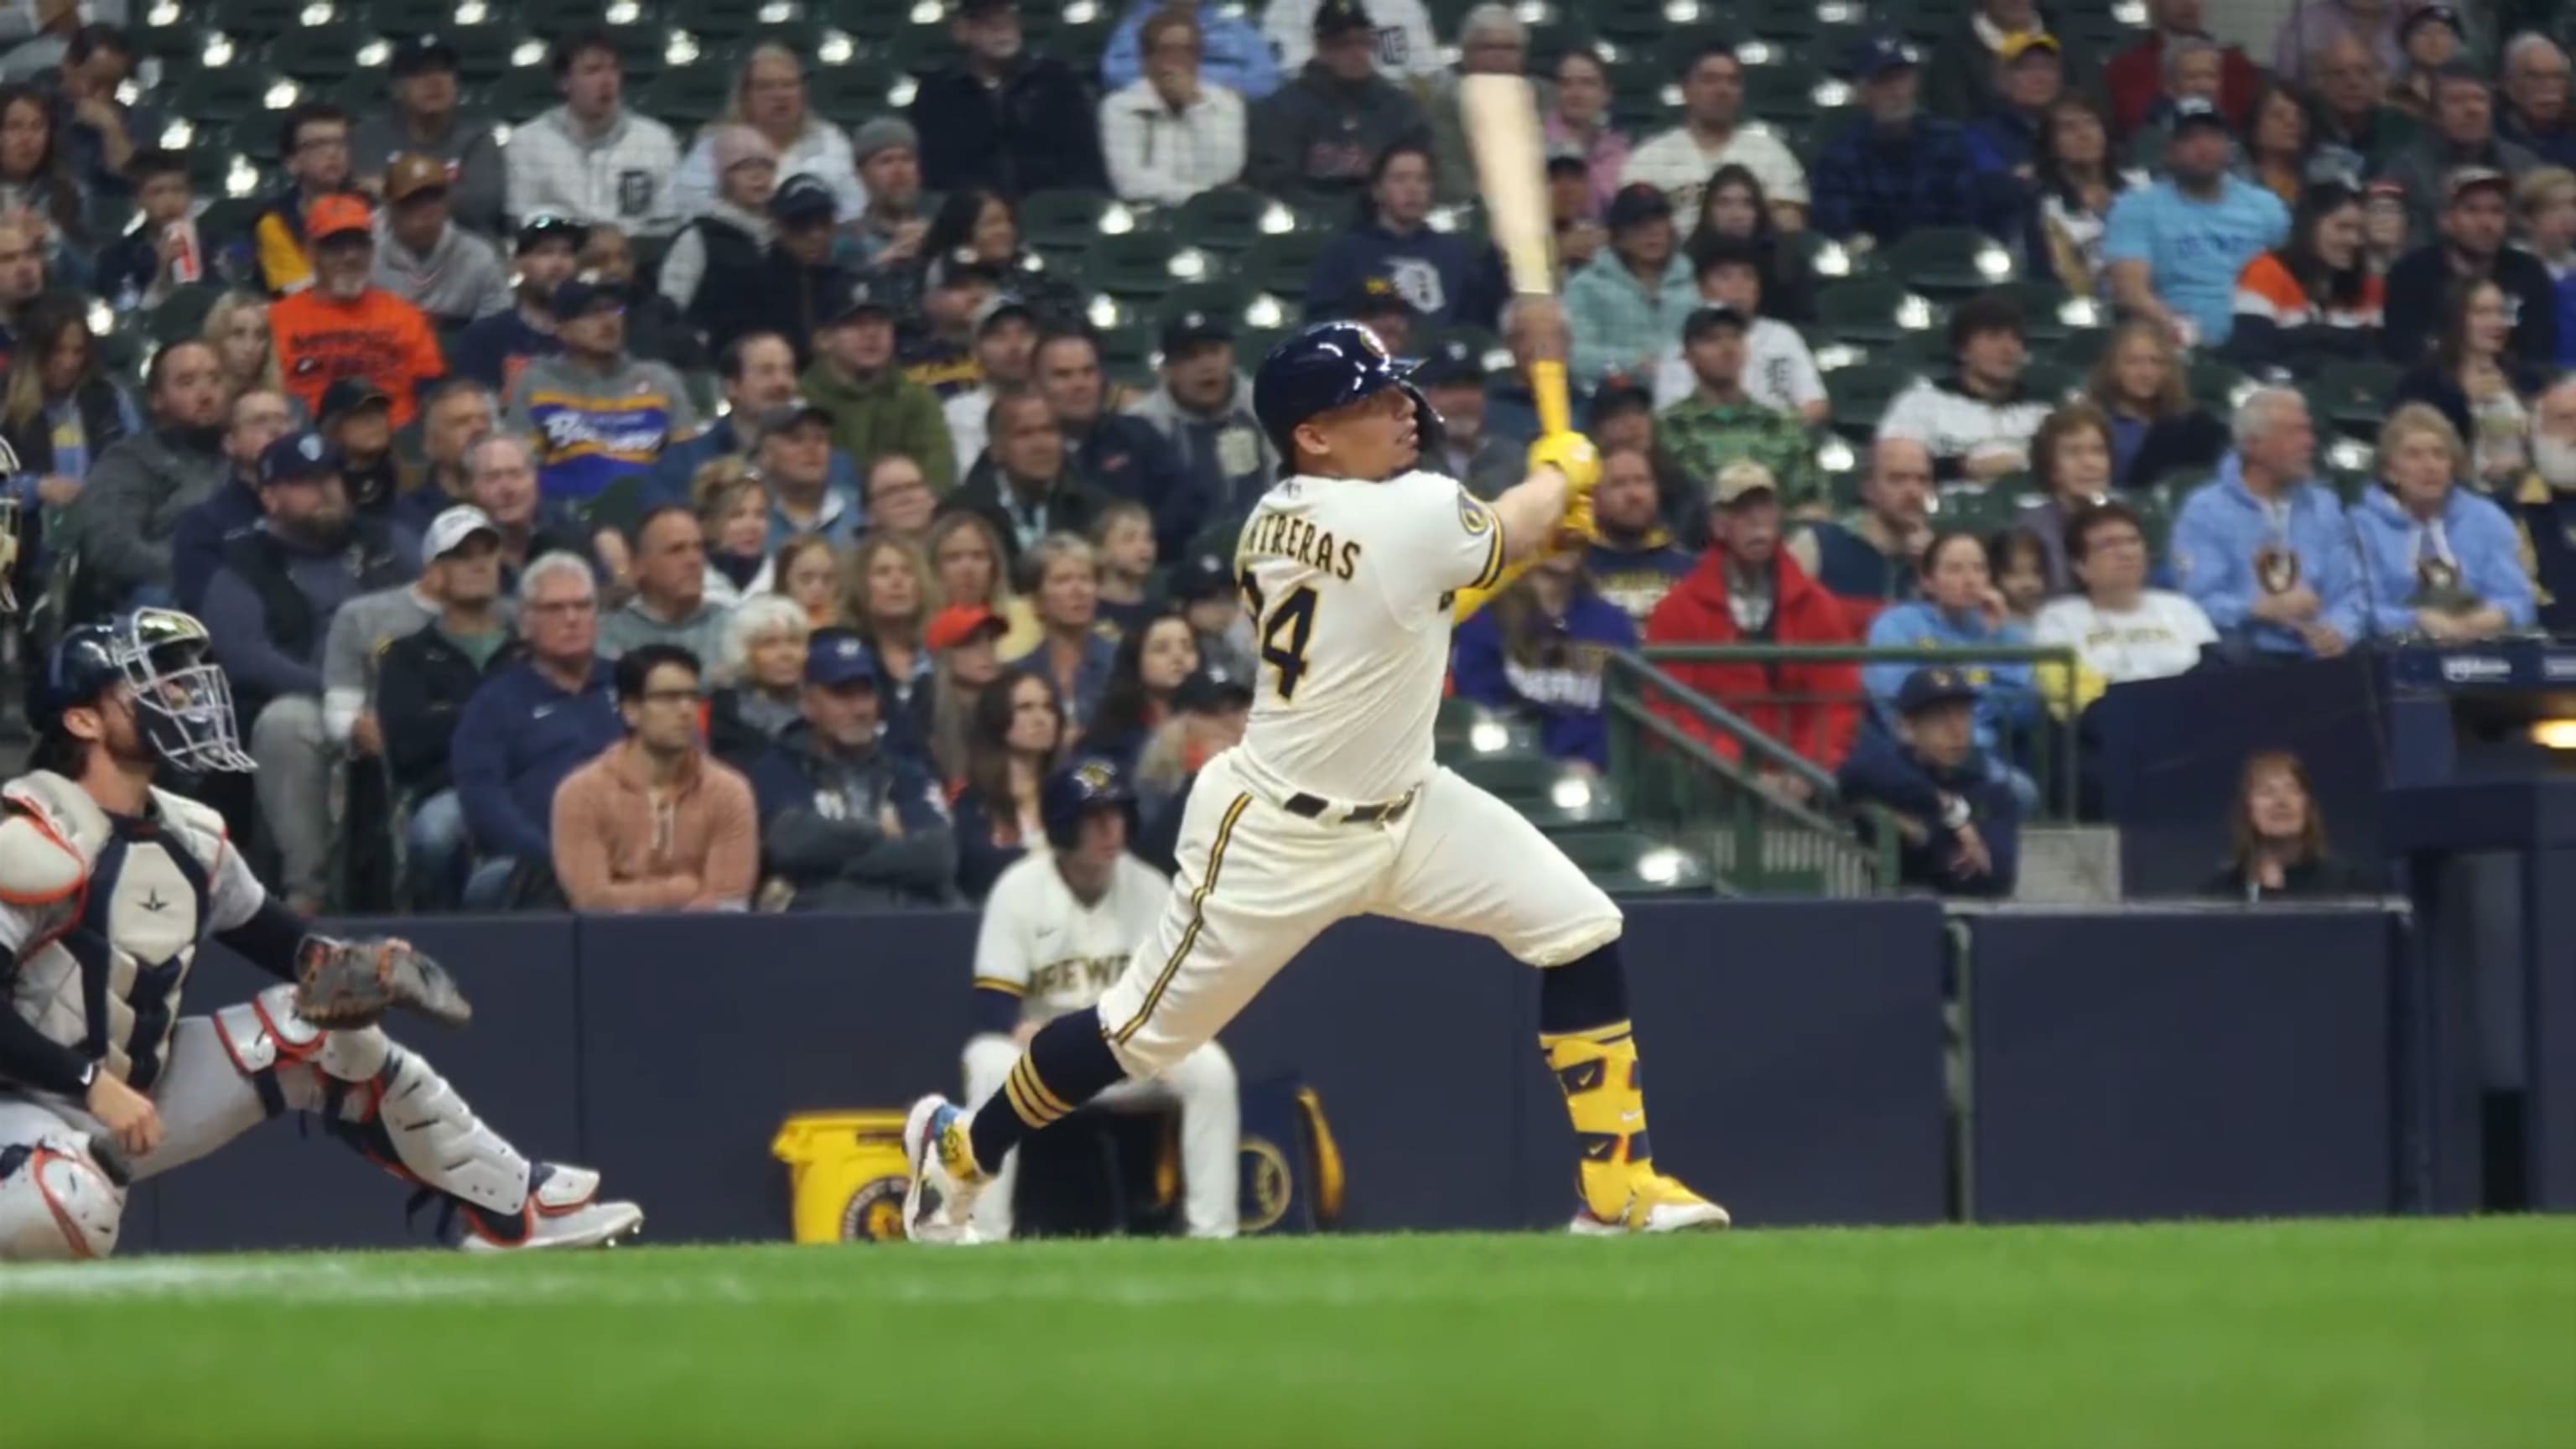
left=1099, top=0, right=1282, bottom=101
left=1565, top=182, right=1700, bottom=387
left=2169, top=387, right=2366, bottom=660
left=2345, top=402, right=2536, bottom=642
left=1863, top=528, right=2045, bottom=766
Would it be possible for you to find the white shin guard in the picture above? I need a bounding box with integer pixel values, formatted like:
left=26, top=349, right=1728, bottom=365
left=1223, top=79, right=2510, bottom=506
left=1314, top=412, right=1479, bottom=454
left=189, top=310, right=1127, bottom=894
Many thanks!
left=213, top=984, right=588, bottom=1244
left=0, top=1136, right=125, bottom=1260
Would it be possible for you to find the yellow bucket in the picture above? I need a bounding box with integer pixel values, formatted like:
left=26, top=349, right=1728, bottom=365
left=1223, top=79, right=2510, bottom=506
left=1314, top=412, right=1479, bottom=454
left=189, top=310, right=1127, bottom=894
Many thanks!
left=770, top=1109, right=916, bottom=1244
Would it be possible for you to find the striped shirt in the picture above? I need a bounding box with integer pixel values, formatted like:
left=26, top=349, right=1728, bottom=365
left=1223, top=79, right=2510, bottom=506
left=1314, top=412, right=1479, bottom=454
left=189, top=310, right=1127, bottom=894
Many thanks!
left=505, top=352, right=700, bottom=504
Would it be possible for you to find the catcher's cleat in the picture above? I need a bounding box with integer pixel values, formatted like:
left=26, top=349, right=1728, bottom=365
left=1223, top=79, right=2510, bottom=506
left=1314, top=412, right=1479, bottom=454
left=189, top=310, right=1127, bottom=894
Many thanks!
left=453, top=1164, right=645, bottom=1252
left=901, top=1094, right=987, bottom=1244
left=1567, top=1170, right=1732, bottom=1236
left=296, top=936, right=474, bottom=1029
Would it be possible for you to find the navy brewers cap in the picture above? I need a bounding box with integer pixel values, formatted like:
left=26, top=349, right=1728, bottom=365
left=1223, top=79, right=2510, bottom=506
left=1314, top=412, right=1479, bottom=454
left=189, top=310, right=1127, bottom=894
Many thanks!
left=1852, top=33, right=1920, bottom=81
left=550, top=275, right=622, bottom=319
left=1413, top=335, right=1488, bottom=388
left=1681, top=303, right=1751, bottom=343
left=390, top=34, right=462, bottom=77
left=516, top=212, right=588, bottom=254
left=770, top=172, right=838, bottom=224
left=1169, top=553, right=1236, bottom=603
left=806, top=627, right=880, bottom=688
left=1896, top=666, right=1981, bottom=715
left=1160, top=309, right=1234, bottom=354
left=1173, top=663, right=1254, bottom=714
left=260, top=429, right=340, bottom=485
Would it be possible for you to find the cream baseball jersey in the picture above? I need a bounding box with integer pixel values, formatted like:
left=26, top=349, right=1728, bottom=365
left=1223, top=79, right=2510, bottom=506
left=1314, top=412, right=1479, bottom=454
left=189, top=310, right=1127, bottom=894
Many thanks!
left=1231, top=469, right=1508, bottom=803
left=973, top=851, right=1171, bottom=1026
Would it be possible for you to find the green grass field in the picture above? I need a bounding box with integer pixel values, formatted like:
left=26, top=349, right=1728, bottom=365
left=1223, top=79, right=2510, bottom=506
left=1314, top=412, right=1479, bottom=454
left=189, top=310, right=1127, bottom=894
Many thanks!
left=4, top=1218, right=2571, bottom=1447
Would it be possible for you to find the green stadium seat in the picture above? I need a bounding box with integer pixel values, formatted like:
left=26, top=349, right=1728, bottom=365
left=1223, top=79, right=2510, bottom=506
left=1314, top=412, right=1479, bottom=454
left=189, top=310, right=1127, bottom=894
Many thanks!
left=599, top=23, right=673, bottom=80
left=209, top=0, right=308, bottom=40
left=1154, top=279, right=1253, bottom=330
left=146, top=284, right=226, bottom=346
left=1815, top=276, right=1930, bottom=346
left=267, top=25, right=377, bottom=84
left=1523, top=22, right=1596, bottom=73
left=1236, top=231, right=1330, bottom=302
left=808, top=61, right=899, bottom=127
left=1549, top=829, right=1715, bottom=897
left=641, top=63, right=732, bottom=127
left=1018, top=189, right=1114, bottom=252
left=1097, top=324, right=1156, bottom=388
left=1824, top=361, right=1914, bottom=439
left=519, top=0, right=631, bottom=39
left=417, top=25, right=526, bottom=84
left=1745, top=62, right=1828, bottom=127
left=2021, top=360, right=2080, bottom=403
left=2187, top=359, right=2250, bottom=413
left=2050, top=327, right=2112, bottom=372
left=876, top=23, right=959, bottom=76
left=1171, top=187, right=1285, bottom=257
left=364, top=0, right=462, bottom=35
left=1993, top=279, right=2079, bottom=343
left=166, top=67, right=293, bottom=127
left=1086, top=233, right=1186, bottom=303
left=1884, top=226, right=2017, bottom=298
left=2311, top=358, right=2402, bottom=439
left=680, top=0, right=772, bottom=41
left=486, top=65, right=567, bottom=123
left=1449, top=753, right=1625, bottom=832
left=193, top=196, right=268, bottom=254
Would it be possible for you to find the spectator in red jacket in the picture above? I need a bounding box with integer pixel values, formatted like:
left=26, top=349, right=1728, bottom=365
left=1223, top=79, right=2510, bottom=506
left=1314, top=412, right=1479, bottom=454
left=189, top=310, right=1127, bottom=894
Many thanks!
left=2104, top=0, right=2260, bottom=140
left=1644, top=459, right=1860, bottom=794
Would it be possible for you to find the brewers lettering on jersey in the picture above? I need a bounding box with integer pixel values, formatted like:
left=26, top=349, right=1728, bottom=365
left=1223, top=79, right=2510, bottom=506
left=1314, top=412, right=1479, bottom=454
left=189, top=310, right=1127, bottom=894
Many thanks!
left=901, top=319, right=1731, bottom=1244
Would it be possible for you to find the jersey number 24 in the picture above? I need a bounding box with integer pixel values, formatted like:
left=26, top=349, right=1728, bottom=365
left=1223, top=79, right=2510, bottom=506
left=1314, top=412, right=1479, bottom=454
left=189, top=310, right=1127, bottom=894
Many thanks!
left=1238, top=570, right=1318, bottom=702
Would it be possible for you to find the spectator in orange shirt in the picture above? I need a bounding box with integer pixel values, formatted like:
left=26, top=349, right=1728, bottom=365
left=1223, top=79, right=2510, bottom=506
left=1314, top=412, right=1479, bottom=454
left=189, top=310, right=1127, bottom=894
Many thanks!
left=267, top=193, right=445, bottom=428
left=550, top=641, right=761, bottom=911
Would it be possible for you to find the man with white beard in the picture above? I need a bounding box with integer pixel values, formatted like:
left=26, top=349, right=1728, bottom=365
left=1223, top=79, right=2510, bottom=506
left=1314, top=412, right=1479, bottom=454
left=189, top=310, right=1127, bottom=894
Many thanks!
left=2511, top=378, right=2576, bottom=636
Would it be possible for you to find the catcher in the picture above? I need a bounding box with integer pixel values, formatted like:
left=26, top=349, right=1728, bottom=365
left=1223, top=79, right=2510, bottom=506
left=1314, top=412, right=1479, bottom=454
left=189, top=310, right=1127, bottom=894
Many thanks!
left=0, top=609, right=642, bottom=1259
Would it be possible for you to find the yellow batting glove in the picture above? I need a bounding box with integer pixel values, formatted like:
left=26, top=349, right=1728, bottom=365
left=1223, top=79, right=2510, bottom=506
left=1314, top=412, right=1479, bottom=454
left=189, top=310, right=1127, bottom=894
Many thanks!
left=1554, top=489, right=1597, bottom=551
left=1527, top=431, right=1601, bottom=496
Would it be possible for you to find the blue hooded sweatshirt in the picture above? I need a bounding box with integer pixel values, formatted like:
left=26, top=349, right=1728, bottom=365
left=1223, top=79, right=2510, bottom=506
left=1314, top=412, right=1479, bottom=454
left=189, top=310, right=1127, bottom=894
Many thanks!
left=1862, top=602, right=2043, bottom=755
left=1304, top=221, right=1504, bottom=330
left=1449, top=588, right=1637, bottom=771
left=2168, top=454, right=2365, bottom=656
left=2345, top=482, right=2537, bottom=638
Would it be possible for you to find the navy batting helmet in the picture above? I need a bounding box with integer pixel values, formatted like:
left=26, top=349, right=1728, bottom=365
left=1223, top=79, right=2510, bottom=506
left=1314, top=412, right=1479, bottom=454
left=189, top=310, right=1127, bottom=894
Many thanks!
left=1040, top=756, right=1139, bottom=853
left=1254, top=320, right=1441, bottom=465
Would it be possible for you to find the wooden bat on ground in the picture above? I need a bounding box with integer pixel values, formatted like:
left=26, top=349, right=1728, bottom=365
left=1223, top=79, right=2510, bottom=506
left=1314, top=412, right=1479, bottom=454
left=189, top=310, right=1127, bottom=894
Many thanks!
left=1458, top=73, right=1572, bottom=439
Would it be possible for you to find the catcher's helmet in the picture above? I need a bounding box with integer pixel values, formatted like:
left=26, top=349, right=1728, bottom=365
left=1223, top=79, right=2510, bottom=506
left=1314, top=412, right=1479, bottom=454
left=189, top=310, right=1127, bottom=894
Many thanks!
left=1254, top=320, right=1434, bottom=463
left=1040, top=755, right=1139, bottom=853
left=40, top=609, right=256, bottom=773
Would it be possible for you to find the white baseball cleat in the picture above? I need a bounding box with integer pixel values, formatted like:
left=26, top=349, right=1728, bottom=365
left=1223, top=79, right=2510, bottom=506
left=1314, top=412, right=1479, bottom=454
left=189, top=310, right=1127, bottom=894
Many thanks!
left=1567, top=1171, right=1732, bottom=1236
left=901, top=1094, right=988, bottom=1244
left=454, top=1164, right=645, bottom=1252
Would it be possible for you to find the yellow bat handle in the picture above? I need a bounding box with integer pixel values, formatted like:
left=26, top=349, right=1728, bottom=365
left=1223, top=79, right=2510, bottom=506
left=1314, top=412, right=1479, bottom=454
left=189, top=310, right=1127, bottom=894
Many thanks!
left=1529, top=357, right=1573, bottom=438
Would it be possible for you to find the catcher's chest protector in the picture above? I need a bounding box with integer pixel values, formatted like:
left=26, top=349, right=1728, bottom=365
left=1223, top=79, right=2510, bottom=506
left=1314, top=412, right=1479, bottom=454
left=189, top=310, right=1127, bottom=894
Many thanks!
left=2, top=771, right=228, bottom=1091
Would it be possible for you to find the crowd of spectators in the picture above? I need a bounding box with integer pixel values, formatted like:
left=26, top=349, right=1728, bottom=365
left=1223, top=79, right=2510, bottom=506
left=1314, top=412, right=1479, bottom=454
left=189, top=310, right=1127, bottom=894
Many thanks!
left=1, top=0, right=2568, bottom=911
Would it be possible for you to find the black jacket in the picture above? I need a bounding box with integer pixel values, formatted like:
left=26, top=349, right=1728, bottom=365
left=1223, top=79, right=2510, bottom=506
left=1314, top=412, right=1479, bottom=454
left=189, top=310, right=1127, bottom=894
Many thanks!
left=714, top=242, right=849, bottom=368
left=749, top=719, right=958, bottom=908
left=377, top=622, right=525, bottom=799
left=943, top=461, right=1116, bottom=567
left=677, top=212, right=769, bottom=350
left=2381, top=244, right=2561, bottom=374
left=2199, top=854, right=2381, bottom=902
left=908, top=54, right=1106, bottom=196
left=2117, top=409, right=2232, bottom=492
left=219, top=519, right=411, bottom=671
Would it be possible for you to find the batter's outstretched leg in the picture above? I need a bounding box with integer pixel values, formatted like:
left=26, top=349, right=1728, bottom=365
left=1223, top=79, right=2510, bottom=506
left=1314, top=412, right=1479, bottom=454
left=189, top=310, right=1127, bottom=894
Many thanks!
left=1538, top=943, right=1730, bottom=1235
left=904, top=1008, right=1130, bottom=1244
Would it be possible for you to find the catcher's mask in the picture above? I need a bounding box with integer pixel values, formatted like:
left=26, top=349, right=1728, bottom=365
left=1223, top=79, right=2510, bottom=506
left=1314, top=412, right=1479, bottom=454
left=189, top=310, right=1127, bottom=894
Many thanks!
left=47, top=608, right=257, bottom=773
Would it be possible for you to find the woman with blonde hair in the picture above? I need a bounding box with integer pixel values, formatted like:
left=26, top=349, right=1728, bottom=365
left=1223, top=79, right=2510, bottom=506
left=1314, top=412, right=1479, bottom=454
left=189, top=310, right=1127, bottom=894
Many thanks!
left=690, top=456, right=771, bottom=605
left=203, top=289, right=284, bottom=404
left=769, top=534, right=846, bottom=626
left=2084, top=319, right=2228, bottom=491
left=667, top=43, right=861, bottom=224
left=1010, top=532, right=1117, bottom=731
left=704, top=594, right=812, bottom=772
left=927, top=509, right=1041, bottom=655
left=844, top=529, right=943, bottom=750
left=2346, top=402, right=2535, bottom=643
left=2201, top=750, right=2376, bottom=901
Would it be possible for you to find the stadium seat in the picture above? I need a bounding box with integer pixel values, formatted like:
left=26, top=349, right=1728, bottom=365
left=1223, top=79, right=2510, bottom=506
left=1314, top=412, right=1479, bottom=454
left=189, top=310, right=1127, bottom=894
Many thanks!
left=166, top=67, right=294, bottom=127
left=1154, top=279, right=1253, bottom=330
left=1884, top=226, right=2017, bottom=299
left=1097, top=324, right=1157, bottom=388
left=2049, top=327, right=2112, bottom=372
left=519, top=0, right=636, bottom=39
left=364, top=0, right=462, bottom=35
left=416, top=24, right=525, bottom=84
left=1236, top=231, right=1330, bottom=301
left=1018, top=189, right=1114, bottom=253
left=641, top=63, right=731, bottom=127
left=1824, top=361, right=1914, bottom=439
left=2021, top=360, right=2080, bottom=403
left=1746, top=62, right=1827, bottom=127
left=820, top=0, right=909, bottom=39
left=193, top=196, right=268, bottom=255
left=599, top=22, right=673, bottom=80
left=1993, top=279, right=2080, bottom=344
left=146, top=284, right=226, bottom=346
left=1814, top=277, right=1929, bottom=346
left=1548, top=828, right=1716, bottom=897
left=486, top=65, right=568, bottom=123
left=1085, top=233, right=1186, bottom=303
left=1523, top=21, right=1595, bottom=72
left=808, top=60, right=898, bottom=127
left=209, top=0, right=309, bottom=41
left=2187, top=359, right=2251, bottom=414
left=1452, top=752, right=1626, bottom=832
left=267, top=25, right=377, bottom=84
left=1171, top=187, right=1285, bottom=257
left=2311, top=359, right=2402, bottom=439
left=680, top=0, right=771, bottom=41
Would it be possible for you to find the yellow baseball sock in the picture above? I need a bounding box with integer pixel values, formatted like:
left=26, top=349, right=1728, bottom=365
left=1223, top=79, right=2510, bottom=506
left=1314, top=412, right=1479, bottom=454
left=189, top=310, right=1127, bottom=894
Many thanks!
left=1541, top=1021, right=1650, bottom=1219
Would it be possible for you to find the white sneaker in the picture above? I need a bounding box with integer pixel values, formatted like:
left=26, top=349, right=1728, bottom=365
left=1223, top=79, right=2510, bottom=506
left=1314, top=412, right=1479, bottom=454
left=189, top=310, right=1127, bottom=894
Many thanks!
left=901, top=1095, right=988, bottom=1244
left=454, top=1164, right=644, bottom=1252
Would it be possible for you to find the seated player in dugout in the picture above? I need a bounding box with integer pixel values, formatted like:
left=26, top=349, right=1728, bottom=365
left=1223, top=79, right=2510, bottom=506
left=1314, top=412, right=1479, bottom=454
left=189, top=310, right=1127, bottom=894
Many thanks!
left=965, top=757, right=1239, bottom=1242
left=901, top=301, right=1731, bottom=1242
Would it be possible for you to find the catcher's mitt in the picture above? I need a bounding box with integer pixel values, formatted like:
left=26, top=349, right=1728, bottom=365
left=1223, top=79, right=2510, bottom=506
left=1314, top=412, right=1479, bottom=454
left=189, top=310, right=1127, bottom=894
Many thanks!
left=293, top=936, right=474, bottom=1030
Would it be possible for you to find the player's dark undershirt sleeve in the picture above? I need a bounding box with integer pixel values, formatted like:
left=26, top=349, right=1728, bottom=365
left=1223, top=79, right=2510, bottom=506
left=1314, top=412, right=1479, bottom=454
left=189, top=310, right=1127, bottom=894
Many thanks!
left=0, top=945, right=95, bottom=1096
left=214, top=896, right=311, bottom=983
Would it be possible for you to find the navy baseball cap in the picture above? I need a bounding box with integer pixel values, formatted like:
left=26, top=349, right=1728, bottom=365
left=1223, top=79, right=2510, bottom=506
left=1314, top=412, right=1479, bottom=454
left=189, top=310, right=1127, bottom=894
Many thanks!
left=319, top=376, right=390, bottom=424
left=1896, top=667, right=1980, bottom=715
left=260, top=429, right=340, bottom=485
left=1853, top=34, right=1920, bottom=81
left=1681, top=303, right=1751, bottom=343
left=1173, top=664, right=1254, bottom=714
left=516, top=213, right=588, bottom=254
left=390, top=34, right=461, bottom=77
left=550, top=275, right=621, bottom=319
left=1414, top=335, right=1487, bottom=388
left=2169, top=96, right=2232, bottom=135
left=805, top=628, right=880, bottom=688
left=830, top=278, right=896, bottom=325
left=770, top=172, right=838, bottom=224
left=1605, top=183, right=1673, bottom=233
left=1169, top=553, right=1236, bottom=603
left=1161, top=309, right=1234, bottom=354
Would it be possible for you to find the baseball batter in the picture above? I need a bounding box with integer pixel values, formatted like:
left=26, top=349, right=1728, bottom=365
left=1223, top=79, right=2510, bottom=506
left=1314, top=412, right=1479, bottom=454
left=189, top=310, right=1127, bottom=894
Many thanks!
left=0, top=610, right=642, bottom=1260
left=965, top=757, right=1237, bottom=1241
left=906, top=317, right=1727, bottom=1240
